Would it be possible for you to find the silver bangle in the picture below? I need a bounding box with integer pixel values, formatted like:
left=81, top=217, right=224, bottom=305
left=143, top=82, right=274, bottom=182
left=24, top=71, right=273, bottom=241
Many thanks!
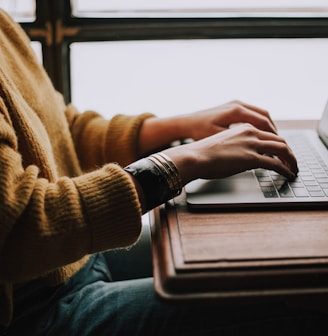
left=149, top=153, right=183, bottom=198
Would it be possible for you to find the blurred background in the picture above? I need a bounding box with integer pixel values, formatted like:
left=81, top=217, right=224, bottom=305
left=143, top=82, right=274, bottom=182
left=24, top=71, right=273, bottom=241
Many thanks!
left=2, top=0, right=328, bottom=121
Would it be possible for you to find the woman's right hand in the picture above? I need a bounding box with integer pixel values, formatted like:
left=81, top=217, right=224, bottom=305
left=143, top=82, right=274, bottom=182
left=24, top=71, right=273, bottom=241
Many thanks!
left=163, top=123, right=298, bottom=186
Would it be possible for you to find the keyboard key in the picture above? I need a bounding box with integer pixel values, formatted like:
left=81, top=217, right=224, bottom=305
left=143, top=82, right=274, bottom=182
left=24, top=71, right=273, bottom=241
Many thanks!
left=257, top=176, right=272, bottom=182
left=303, top=180, right=320, bottom=186
left=255, top=169, right=269, bottom=177
left=263, top=192, right=279, bottom=198
left=306, top=185, right=322, bottom=191
left=301, top=176, right=316, bottom=181
left=273, top=181, right=287, bottom=188
left=317, top=178, right=328, bottom=183
left=259, top=181, right=274, bottom=187
left=278, top=184, right=293, bottom=197
left=299, top=171, right=314, bottom=177
left=292, top=188, right=309, bottom=197
left=309, top=191, right=325, bottom=197
left=289, top=181, right=303, bottom=188
left=261, top=187, right=278, bottom=198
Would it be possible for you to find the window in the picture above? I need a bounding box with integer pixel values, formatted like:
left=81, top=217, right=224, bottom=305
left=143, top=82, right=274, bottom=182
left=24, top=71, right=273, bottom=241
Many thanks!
left=0, top=1, right=41, bottom=61
left=72, top=0, right=328, bottom=18
left=30, top=41, right=42, bottom=63
left=71, top=38, right=328, bottom=120
left=0, top=0, right=35, bottom=22
left=13, top=0, right=328, bottom=120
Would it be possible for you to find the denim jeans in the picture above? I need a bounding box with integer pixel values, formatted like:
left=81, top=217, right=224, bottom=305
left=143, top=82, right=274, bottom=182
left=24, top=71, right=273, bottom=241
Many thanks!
left=6, top=253, right=328, bottom=335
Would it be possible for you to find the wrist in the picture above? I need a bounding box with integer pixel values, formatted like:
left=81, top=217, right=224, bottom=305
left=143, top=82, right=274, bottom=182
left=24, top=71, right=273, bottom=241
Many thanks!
left=124, top=153, right=183, bottom=213
left=139, top=116, right=191, bottom=156
left=163, top=145, right=199, bottom=186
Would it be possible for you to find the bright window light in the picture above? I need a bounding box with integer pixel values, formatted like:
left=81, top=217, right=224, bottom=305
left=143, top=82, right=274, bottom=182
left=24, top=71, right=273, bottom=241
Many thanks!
left=70, top=38, right=328, bottom=121
left=72, top=0, right=328, bottom=18
left=0, top=0, right=35, bottom=22
left=30, top=41, right=42, bottom=64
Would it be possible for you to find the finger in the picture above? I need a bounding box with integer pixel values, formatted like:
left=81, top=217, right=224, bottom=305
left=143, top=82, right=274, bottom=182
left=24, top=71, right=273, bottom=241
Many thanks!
left=240, top=127, right=298, bottom=174
left=254, top=140, right=298, bottom=176
left=237, top=100, right=276, bottom=129
left=256, top=154, right=297, bottom=180
left=229, top=104, right=277, bottom=134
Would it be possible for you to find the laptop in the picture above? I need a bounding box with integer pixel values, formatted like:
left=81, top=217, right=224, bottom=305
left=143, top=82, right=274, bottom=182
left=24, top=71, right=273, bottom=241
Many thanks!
left=185, top=101, right=328, bottom=210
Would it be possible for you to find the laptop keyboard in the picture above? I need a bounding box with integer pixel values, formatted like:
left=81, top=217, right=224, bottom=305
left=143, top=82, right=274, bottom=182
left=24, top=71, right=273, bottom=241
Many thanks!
left=255, top=135, right=328, bottom=198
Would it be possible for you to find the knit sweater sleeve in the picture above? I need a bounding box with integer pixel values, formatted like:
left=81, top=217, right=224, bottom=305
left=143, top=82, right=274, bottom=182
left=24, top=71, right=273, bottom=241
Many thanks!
left=0, top=7, right=159, bottom=284
left=0, top=106, right=143, bottom=283
left=65, top=104, right=155, bottom=170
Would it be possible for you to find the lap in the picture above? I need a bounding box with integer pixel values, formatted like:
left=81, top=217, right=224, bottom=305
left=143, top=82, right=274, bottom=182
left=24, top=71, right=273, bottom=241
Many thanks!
left=8, top=253, right=328, bottom=336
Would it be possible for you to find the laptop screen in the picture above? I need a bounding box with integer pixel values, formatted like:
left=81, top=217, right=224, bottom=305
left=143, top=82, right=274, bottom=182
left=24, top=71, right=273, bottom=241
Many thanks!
left=317, top=100, right=328, bottom=148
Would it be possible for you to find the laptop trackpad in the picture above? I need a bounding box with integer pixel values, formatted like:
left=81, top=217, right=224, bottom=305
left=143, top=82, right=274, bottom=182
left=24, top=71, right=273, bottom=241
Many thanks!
left=185, top=171, right=263, bottom=208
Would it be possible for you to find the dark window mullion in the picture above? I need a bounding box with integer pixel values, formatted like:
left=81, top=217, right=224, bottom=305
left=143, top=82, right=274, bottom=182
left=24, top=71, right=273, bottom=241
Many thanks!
left=63, top=17, right=328, bottom=42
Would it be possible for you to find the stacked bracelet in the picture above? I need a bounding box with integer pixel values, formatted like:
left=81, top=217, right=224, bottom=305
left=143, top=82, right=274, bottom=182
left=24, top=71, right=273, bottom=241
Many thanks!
left=124, top=153, right=183, bottom=211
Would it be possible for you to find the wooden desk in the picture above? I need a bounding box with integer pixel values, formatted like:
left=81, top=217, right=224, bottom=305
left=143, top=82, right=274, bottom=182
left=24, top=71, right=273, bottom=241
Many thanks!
left=150, top=120, right=328, bottom=303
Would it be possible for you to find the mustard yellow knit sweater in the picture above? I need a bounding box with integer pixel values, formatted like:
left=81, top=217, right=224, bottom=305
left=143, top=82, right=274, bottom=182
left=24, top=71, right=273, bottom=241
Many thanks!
left=0, top=10, right=153, bottom=326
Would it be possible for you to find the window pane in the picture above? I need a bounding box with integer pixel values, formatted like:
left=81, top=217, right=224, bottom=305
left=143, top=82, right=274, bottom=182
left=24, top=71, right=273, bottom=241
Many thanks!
left=0, top=0, right=35, bottom=22
left=72, top=0, right=328, bottom=18
left=30, top=41, right=42, bottom=64
left=71, top=39, right=328, bottom=120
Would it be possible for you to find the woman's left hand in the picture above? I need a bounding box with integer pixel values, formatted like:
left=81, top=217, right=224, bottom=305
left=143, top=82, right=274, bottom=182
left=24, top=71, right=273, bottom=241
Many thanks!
left=138, top=100, right=277, bottom=157
left=184, top=100, right=277, bottom=141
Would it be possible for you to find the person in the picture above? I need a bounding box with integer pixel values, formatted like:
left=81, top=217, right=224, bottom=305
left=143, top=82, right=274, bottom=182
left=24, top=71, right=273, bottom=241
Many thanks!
left=0, top=7, right=327, bottom=336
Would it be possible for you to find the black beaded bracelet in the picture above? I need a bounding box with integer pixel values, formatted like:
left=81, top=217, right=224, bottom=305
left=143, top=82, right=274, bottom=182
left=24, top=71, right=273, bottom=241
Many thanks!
left=124, top=154, right=182, bottom=211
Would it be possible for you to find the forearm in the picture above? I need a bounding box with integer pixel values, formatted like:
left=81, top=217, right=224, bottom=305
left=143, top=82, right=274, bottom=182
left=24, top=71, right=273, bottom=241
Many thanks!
left=138, top=115, right=191, bottom=157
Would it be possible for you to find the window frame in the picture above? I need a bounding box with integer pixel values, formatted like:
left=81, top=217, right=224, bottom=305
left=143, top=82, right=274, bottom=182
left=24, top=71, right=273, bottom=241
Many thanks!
left=20, top=0, right=328, bottom=104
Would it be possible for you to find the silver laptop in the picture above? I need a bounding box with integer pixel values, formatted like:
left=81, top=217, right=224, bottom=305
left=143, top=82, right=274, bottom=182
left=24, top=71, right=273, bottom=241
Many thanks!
left=185, top=101, right=328, bottom=210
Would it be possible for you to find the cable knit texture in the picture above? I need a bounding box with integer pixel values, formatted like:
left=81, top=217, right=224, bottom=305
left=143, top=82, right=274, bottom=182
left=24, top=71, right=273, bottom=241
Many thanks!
left=0, top=10, right=154, bottom=326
